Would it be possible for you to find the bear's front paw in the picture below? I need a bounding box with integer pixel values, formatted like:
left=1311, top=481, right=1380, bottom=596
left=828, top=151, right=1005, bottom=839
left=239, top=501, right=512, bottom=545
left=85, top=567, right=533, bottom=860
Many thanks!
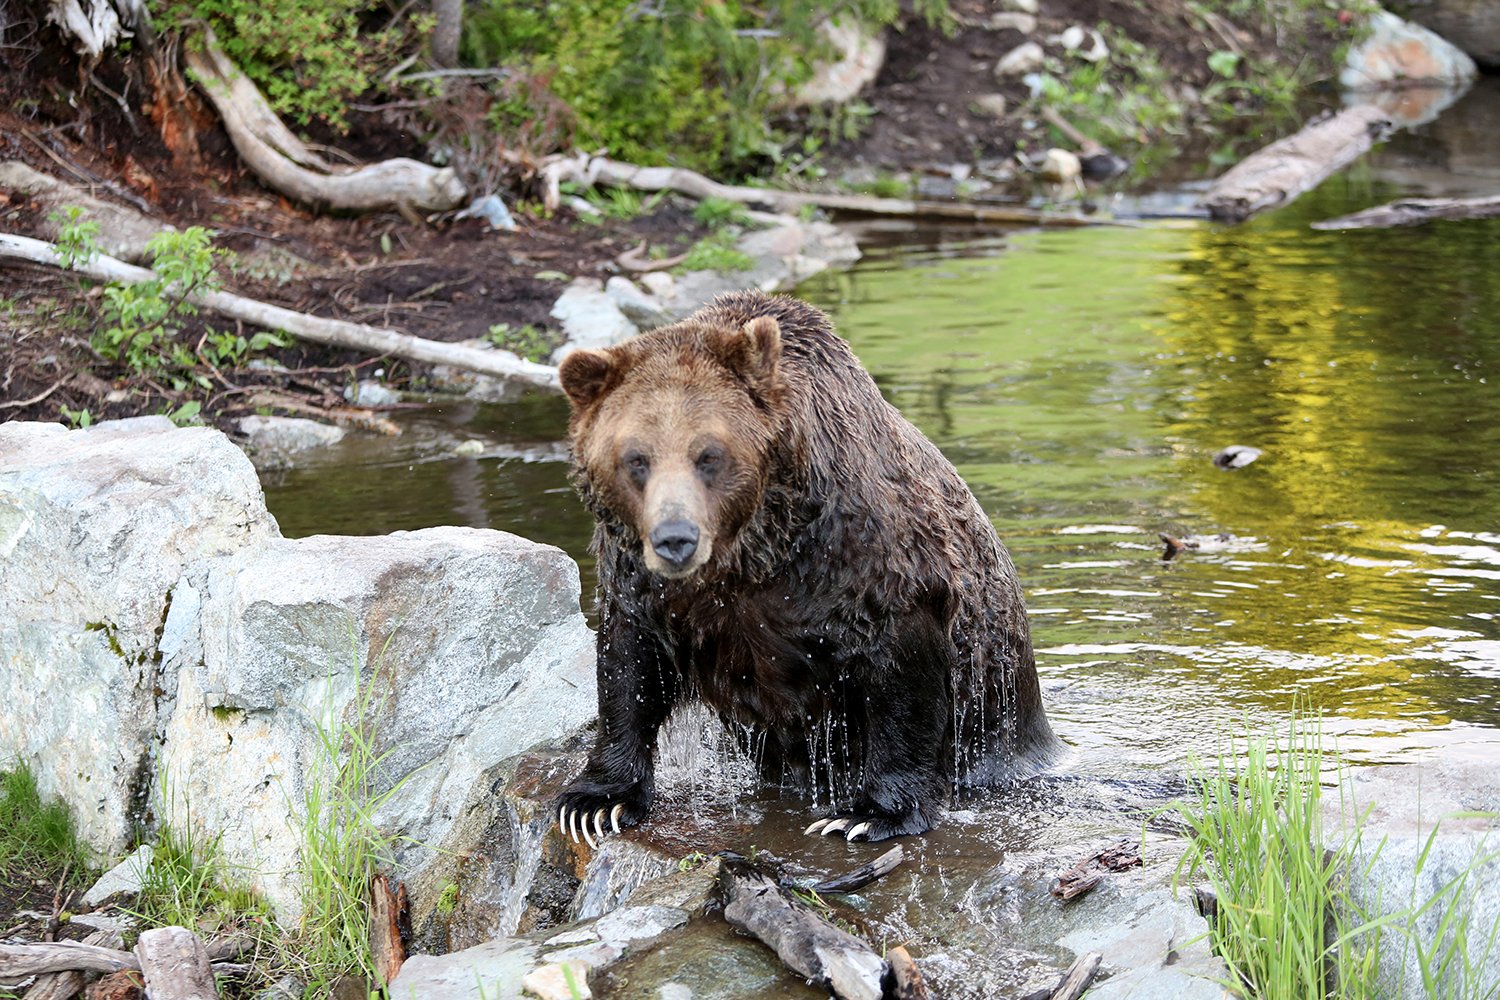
left=804, top=808, right=934, bottom=842
left=555, top=778, right=652, bottom=848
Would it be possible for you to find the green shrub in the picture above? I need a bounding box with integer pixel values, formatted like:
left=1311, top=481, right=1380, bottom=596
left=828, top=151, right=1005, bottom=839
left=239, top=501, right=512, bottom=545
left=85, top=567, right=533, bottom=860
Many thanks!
left=462, top=1, right=946, bottom=174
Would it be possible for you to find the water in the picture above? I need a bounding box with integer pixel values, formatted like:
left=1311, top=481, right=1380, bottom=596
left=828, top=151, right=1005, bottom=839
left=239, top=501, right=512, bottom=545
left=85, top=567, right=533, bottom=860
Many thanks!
left=262, top=87, right=1500, bottom=994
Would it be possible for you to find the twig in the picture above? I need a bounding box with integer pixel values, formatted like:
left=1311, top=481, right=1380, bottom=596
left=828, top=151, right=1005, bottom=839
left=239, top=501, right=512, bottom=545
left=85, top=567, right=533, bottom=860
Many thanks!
left=616, top=241, right=689, bottom=273
left=0, top=381, right=64, bottom=410
left=1049, top=951, right=1103, bottom=1000
left=809, top=845, right=904, bottom=894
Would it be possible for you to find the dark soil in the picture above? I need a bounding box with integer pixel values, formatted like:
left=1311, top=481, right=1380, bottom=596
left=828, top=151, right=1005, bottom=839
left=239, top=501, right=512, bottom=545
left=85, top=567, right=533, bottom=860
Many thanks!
left=0, top=0, right=1350, bottom=431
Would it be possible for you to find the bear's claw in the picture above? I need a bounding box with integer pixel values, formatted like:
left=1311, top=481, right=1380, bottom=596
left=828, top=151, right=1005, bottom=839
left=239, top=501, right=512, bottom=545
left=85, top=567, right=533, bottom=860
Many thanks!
left=804, top=810, right=931, bottom=841
left=557, top=803, right=625, bottom=847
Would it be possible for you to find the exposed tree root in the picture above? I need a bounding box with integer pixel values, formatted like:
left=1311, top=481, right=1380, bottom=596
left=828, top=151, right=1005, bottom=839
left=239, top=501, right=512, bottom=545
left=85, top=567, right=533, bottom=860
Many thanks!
left=1312, top=193, right=1500, bottom=230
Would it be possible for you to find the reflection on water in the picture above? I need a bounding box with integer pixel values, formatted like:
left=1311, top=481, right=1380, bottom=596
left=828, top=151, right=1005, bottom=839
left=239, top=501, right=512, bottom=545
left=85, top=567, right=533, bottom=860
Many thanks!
left=263, top=176, right=1500, bottom=772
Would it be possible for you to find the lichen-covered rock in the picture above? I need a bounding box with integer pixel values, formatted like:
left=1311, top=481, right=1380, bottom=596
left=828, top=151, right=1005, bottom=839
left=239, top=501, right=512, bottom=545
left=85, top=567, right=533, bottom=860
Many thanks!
left=1342, top=9, right=1478, bottom=89
left=0, top=417, right=277, bottom=853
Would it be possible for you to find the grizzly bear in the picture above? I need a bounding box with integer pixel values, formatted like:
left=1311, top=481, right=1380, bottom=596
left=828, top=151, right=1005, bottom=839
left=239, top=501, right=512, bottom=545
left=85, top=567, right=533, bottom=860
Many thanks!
left=555, top=290, right=1056, bottom=844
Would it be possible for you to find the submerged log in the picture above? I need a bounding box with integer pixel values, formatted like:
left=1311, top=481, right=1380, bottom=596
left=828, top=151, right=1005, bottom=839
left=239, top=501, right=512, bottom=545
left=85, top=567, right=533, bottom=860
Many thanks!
left=542, top=153, right=1124, bottom=228
left=1311, top=193, right=1500, bottom=230
left=1201, top=105, right=1393, bottom=223
left=184, top=32, right=465, bottom=214
left=722, top=866, right=888, bottom=1000
left=0, top=232, right=561, bottom=391
left=133, top=927, right=215, bottom=1000
left=810, top=845, right=905, bottom=894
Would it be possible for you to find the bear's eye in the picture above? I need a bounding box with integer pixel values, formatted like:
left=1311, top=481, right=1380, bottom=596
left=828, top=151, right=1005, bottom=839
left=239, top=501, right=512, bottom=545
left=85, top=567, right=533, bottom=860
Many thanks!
left=622, top=450, right=650, bottom=486
left=696, top=447, right=725, bottom=477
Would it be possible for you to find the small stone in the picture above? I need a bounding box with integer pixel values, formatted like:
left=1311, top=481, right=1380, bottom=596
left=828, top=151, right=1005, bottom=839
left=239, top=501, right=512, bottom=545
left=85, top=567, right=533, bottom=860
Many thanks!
left=1213, top=445, right=1262, bottom=470
left=452, top=440, right=484, bottom=457
left=971, top=93, right=1009, bottom=119
left=1001, top=0, right=1038, bottom=12
left=1039, top=148, right=1082, bottom=184
left=988, top=11, right=1036, bottom=33
left=236, top=416, right=346, bottom=455
left=1057, top=25, right=1086, bottom=50
left=523, top=961, right=592, bottom=1000
left=342, top=380, right=400, bottom=407
left=82, top=845, right=153, bottom=908
left=69, top=911, right=132, bottom=937
left=605, top=275, right=669, bottom=327
left=639, top=271, right=677, bottom=300
left=995, top=41, right=1045, bottom=78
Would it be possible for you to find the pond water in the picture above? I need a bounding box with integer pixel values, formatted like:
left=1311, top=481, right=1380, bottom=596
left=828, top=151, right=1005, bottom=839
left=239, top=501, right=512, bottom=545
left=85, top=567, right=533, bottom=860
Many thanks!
left=262, top=84, right=1500, bottom=996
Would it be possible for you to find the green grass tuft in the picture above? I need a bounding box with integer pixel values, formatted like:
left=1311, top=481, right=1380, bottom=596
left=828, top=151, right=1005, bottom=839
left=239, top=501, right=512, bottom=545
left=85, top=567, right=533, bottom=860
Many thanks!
left=0, top=761, right=91, bottom=881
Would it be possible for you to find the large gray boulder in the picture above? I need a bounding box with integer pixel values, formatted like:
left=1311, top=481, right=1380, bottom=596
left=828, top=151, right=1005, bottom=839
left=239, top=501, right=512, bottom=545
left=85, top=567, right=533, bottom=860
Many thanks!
left=0, top=418, right=597, bottom=924
left=1329, top=757, right=1500, bottom=1000
left=0, top=417, right=277, bottom=852
left=1392, top=0, right=1500, bottom=68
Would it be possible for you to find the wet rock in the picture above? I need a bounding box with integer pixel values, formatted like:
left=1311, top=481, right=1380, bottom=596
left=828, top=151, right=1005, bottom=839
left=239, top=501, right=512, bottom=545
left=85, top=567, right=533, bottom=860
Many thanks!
left=1391, top=0, right=1500, bottom=69
left=1330, top=758, right=1500, bottom=1000
left=572, top=837, right=681, bottom=921
left=551, top=278, right=639, bottom=360
left=427, top=340, right=536, bottom=403
left=793, top=18, right=886, bottom=106
left=1342, top=9, right=1478, bottom=89
left=0, top=418, right=277, bottom=855
left=1212, top=444, right=1262, bottom=469
left=157, top=525, right=596, bottom=921
left=664, top=220, right=860, bottom=323
left=1055, top=887, right=1224, bottom=999
left=390, top=937, right=541, bottom=1000
left=81, top=844, right=153, bottom=907
left=235, top=415, right=346, bottom=466
left=343, top=379, right=401, bottom=406
left=971, top=94, right=1010, bottom=120
left=604, top=275, right=670, bottom=328
left=995, top=41, right=1045, bottom=77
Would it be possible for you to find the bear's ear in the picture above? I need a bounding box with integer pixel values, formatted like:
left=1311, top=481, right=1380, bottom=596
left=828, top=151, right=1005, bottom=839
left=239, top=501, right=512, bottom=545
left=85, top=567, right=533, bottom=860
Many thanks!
left=715, top=316, right=781, bottom=385
left=558, top=349, right=615, bottom=409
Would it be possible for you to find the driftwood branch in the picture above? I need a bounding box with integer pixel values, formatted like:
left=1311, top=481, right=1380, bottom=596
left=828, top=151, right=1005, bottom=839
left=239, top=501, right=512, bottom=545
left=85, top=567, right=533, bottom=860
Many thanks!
left=22, top=928, right=121, bottom=1000
left=134, top=927, right=215, bottom=1000
left=810, top=845, right=904, bottom=894
left=369, top=874, right=407, bottom=987
left=542, top=154, right=1121, bottom=228
left=1201, top=105, right=1392, bottom=223
left=722, top=867, right=888, bottom=1000
left=0, top=232, right=561, bottom=391
left=1312, top=193, right=1500, bottom=230
left=184, top=32, right=466, bottom=214
left=1049, top=951, right=1103, bottom=1000
left=0, top=940, right=136, bottom=977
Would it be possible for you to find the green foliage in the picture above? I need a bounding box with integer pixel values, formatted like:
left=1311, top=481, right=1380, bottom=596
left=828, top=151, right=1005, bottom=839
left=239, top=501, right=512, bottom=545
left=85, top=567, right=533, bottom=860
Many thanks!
left=132, top=820, right=266, bottom=931
left=487, top=322, right=555, bottom=363
left=0, top=761, right=91, bottom=881
left=676, top=229, right=753, bottom=275
left=1207, top=49, right=1241, bottom=78
left=59, top=406, right=94, bottom=430
left=1036, top=26, right=1185, bottom=155
left=693, top=196, right=752, bottom=230
left=51, top=206, right=101, bottom=269
left=571, top=184, right=666, bottom=222
left=153, top=0, right=417, bottom=129
left=462, top=1, right=945, bottom=174
left=92, top=227, right=221, bottom=373
left=290, top=642, right=411, bottom=994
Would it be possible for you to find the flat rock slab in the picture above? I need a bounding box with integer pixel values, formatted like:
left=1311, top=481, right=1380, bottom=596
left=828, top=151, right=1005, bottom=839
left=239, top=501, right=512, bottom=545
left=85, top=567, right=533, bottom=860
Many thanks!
left=81, top=845, right=154, bottom=908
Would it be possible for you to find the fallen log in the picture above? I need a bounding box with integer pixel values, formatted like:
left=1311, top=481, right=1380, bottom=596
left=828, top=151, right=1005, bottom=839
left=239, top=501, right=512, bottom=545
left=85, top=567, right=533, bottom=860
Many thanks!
left=722, top=866, right=887, bottom=1000
left=0, top=232, right=561, bottom=392
left=134, top=927, right=215, bottom=1000
left=1201, top=105, right=1392, bottom=223
left=184, top=32, right=466, bottom=214
left=1311, top=193, right=1500, bottom=230
left=542, top=153, right=1124, bottom=228
left=369, top=874, right=407, bottom=988
left=23, top=928, right=122, bottom=1000
left=0, top=941, right=135, bottom=978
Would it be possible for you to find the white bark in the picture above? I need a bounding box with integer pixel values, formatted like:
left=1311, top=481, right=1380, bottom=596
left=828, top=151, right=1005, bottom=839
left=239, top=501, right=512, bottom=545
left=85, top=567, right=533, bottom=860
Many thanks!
left=0, top=232, right=560, bottom=391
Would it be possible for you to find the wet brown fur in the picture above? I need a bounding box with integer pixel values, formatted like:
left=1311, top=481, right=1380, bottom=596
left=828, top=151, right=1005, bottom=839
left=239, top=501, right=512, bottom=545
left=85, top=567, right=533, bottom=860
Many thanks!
left=557, top=291, right=1058, bottom=840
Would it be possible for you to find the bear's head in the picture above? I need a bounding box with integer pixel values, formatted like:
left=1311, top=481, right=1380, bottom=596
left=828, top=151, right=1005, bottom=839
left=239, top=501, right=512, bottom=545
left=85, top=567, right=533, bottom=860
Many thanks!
left=559, top=315, right=783, bottom=580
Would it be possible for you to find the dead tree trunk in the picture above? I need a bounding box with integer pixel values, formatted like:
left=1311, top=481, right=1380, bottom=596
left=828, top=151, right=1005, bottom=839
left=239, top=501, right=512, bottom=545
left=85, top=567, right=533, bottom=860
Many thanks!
left=1201, top=105, right=1392, bottom=223
left=134, top=927, right=215, bottom=1000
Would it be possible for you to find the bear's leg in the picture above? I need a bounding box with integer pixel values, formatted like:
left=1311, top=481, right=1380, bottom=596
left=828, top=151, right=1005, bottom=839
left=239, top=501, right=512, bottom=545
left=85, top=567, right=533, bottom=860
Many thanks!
left=806, top=614, right=952, bottom=842
left=556, top=614, right=677, bottom=846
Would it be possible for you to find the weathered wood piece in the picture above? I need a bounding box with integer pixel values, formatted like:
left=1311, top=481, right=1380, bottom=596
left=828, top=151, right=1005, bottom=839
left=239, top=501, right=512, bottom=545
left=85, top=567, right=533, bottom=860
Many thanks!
left=0, top=232, right=561, bottom=391
left=542, top=154, right=1125, bottom=229
left=1201, top=105, right=1392, bottom=223
left=722, top=868, right=888, bottom=1000
left=0, top=941, right=136, bottom=977
left=1049, top=951, right=1103, bottom=1000
left=886, top=945, right=931, bottom=1000
left=1311, top=193, right=1500, bottom=230
left=184, top=32, right=466, bottom=214
left=369, top=874, right=407, bottom=987
left=133, top=927, right=215, bottom=1000
left=810, top=845, right=905, bottom=894
left=24, top=928, right=122, bottom=1000
left=1051, top=840, right=1142, bottom=901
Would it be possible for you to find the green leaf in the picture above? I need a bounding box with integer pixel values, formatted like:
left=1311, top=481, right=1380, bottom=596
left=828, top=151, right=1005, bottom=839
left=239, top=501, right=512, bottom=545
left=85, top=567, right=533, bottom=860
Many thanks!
left=1208, top=50, right=1241, bottom=78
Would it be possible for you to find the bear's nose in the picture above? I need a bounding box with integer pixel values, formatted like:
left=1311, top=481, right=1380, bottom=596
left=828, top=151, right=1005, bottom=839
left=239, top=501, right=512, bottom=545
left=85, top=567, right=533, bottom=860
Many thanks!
left=649, top=519, right=699, bottom=568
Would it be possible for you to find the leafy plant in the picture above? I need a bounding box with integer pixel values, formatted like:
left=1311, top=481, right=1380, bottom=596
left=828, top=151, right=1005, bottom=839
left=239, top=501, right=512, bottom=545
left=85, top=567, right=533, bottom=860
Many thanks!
left=51, top=206, right=101, bottom=269
left=59, top=406, right=94, bottom=430
left=91, top=227, right=221, bottom=373
left=132, top=820, right=266, bottom=931
left=487, top=322, right=556, bottom=363
left=693, top=196, right=752, bottom=230
left=676, top=229, right=753, bottom=275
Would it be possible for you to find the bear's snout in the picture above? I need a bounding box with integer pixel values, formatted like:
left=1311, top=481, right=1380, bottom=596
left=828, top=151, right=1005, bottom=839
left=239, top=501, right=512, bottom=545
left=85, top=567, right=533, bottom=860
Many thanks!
left=648, top=518, right=700, bottom=570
